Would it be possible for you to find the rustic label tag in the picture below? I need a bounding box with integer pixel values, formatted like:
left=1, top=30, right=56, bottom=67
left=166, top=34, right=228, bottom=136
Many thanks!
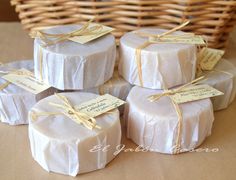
left=198, top=47, right=225, bottom=71
left=149, top=34, right=205, bottom=45
left=2, top=68, right=51, bottom=94
left=75, top=94, right=126, bottom=117
left=171, top=84, right=224, bottom=104
left=69, top=23, right=114, bottom=44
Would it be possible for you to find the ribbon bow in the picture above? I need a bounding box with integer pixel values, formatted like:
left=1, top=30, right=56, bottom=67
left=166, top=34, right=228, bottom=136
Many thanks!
left=34, top=19, right=103, bottom=80
left=135, top=21, right=191, bottom=41
left=30, top=19, right=103, bottom=47
left=147, top=76, right=205, bottom=154
left=31, top=93, right=100, bottom=130
left=134, top=20, right=205, bottom=87
left=148, top=76, right=205, bottom=102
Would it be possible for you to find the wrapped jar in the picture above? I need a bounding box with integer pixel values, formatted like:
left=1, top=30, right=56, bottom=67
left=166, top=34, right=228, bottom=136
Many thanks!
left=202, top=59, right=236, bottom=111
left=85, top=71, right=132, bottom=101
left=86, top=71, right=132, bottom=115
left=34, top=25, right=116, bottom=90
left=29, top=92, right=121, bottom=176
left=0, top=60, right=56, bottom=125
left=124, top=86, right=214, bottom=154
left=119, top=29, right=197, bottom=89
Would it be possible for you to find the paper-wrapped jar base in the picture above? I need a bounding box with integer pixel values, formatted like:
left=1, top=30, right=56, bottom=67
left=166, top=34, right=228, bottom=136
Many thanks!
left=202, top=59, right=236, bottom=111
left=29, top=92, right=121, bottom=176
left=124, top=86, right=214, bottom=154
left=0, top=60, right=56, bottom=125
left=85, top=71, right=133, bottom=101
left=34, top=25, right=116, bottom=90
left=119, top=29, right=197, bottom=89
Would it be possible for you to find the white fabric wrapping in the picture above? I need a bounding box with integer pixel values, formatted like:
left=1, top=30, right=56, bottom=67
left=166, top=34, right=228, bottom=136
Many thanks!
left=34, top=25, right=116, bottom=90
left=202, top=59, right=236, bottom=111
left=85, top=71, right=133, bottom=115
left=124, top=86, right=214, bottom=154
left=85, top=71, right=133, bottom=101
left=0, top=60, right=56, bottom=125
left=28, top=92, right=121, bottom=176
left=119, top=29, right=197, bottom=89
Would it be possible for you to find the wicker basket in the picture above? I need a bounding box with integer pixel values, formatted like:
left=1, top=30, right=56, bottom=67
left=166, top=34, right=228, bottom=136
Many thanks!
left=11, top=0, right=236, bottom=49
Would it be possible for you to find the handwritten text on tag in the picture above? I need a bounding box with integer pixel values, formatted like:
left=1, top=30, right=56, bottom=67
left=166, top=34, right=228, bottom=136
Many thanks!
left=198, top=48, right=225, bottom=71
left=2, top=69, right=51, bottom=94
left=69, top=23, right=114, bottom=44
left=171, top=84, right=224, bottom=104
left=75, top=94, right=126, bottom=117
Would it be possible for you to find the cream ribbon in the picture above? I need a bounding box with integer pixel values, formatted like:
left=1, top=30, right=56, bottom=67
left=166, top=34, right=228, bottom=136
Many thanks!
left=35, top=19, right=103, bottom=81
left=0, top=82, right=11, bottom=91
left=30, top=93, right=101, bottom=130
left=135, top=21, right=190, bottom=41
left=134, top=20, right=205, bottom=87
left=30, top=19, right=103, bottom=47
left=38, top=46, right=43, bottom=81
left=0, top=69, right=34, bottom=91
left=148, top=76, right=205, bottom=154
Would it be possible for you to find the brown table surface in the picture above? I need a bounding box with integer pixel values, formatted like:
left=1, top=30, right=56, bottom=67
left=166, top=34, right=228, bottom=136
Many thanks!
left=0, top=22, right=236, bottom=180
